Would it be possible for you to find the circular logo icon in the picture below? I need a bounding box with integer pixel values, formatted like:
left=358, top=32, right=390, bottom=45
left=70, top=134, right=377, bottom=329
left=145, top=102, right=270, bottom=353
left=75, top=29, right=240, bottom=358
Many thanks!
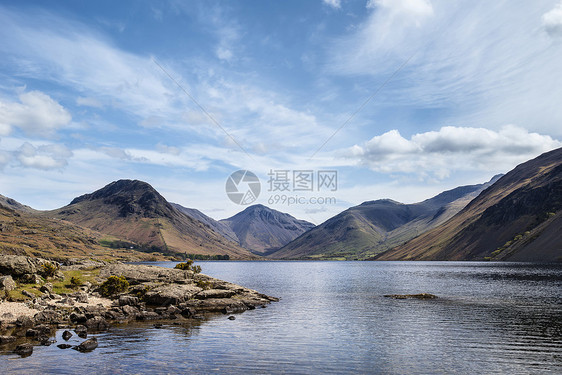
left=225, top=170, right=261, bottom=205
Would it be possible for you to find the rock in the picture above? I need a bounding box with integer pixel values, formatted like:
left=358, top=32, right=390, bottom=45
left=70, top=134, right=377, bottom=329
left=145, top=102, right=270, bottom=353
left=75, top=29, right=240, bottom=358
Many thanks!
left=119, top=295, right=139, bottom=306
left=62, top=330, right=73, bottom=341
left=135, top=311, right=160, bottom=321
left=0, top=255, right=57, bottom=278
left=121, top=305, right=139, bottom=316
left=22, top=289, right=35, bottom=299
left=0, top=335, right=16, bottom=345
left=195, top=289, right=236, bottom=299
left=34, top=310, right=61, bottom=323
left=228, top=316, right=236, bottom=320
left=144, top=284, right=202, bottom=306
left=15, top=315, right=35, bottom=328
left=40, top=283, right=53, bottom=294
left=39, top=336, right=56, bottom=346
left=383, top=293, right=438, bottom=300
left=153, top=323, right=163, bottom=329
left=98, top=263, right=191, bottom=285
left=0, top=275, right=16, bottom=291
left=69, top=312, right=87, bottom=323
left=74, top=337, right=98, bottom=352
left=71, top=292, right=88, bottom=303
left=57, top=344, right=72, bottom=349
left=21, top=273, right=44, bottom=284
left=184, top=298, right=249, bottom=313
left=75, top=325, right=87, bottom=338
left=26, top=328, right=39, bottom=338
left=85, top=316, right=109, bottom=331
left=14, top=343, right=34, bottom=357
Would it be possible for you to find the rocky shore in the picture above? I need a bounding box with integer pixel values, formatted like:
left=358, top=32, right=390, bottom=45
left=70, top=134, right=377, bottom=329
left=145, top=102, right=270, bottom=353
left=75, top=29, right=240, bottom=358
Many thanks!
left=0, top=255, right=278, bottom=357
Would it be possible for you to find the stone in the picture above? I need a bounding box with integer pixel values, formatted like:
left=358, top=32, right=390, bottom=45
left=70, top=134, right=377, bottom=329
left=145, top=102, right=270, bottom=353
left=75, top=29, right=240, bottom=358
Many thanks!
left=69, top=312, right=88, bottom=323
left=22, top=289, right=35, bottom=299
left=0, top=275, right=16, bottom=291
left=85, top=316, right=109, bottom=331
left=71, top=292, right=88, bottom=303
left=75, top=325, right=87, bottom=338
left=40, top=283, right=53, bottom=294
left=228, top=316, right=236, bottom=320
left=121, top=305, right=139, bottom=316
left=74, top=337, right=98, bottom=352
left=25, top=328, right=39, bottom=338
left=0, top=335, right=16, bottom=345
left=57, top=344, right=72, bottom=349
left=144, top=284, right=202, bottom=306
left=0, top=255, right=57, bottom=278
left=383, top=293, right=437, bottom=299
left=118, top=295, right=139, bottom=306
left=98, top=263, right=191, bottom=285
left=195, top=289, right=236, bottom=299
left=34, top=310, right=61, bottom=324
left=21, top=273, right=44, bottom=284
left=14, top=343, right=34, bottom=357
left=62, top=330, right=72, bottom=341
left=15, top=315, right=35, bottom=328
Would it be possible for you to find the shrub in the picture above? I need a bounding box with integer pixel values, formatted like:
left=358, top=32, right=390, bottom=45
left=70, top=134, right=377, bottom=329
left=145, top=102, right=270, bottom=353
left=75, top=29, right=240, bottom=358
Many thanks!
left=40, top=263, right=59, bottom=278
left=70, top=276, right=82, bottom=287
left=196, top=279, right=213, bottom=290
left=174, top=260, right=202, bottom=273
left=99, top=276, right=129, bottom=297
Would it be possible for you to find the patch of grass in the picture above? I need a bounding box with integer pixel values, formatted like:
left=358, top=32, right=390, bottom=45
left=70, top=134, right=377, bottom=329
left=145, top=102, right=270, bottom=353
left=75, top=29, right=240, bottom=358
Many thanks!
left=195, top=279, right=213, bottom=290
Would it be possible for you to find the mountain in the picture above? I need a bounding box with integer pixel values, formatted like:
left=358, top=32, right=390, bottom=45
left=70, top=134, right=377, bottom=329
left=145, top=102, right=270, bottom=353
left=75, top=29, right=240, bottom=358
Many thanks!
left=219, top=204, right=316, bottom=255
left=375, top=148, right=562, bottom=261
left=269, top=176, right=500, bottom=260
left=0, top=200, right=109, bottom=259
left=41, top=180, right=254, bottom=259
left=171, top=203, right=238, bottom=243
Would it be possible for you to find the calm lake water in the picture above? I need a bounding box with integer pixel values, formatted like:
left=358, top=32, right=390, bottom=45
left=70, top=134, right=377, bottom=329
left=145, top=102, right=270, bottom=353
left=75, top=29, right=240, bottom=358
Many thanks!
left=2, top=261, right=562, bottom=374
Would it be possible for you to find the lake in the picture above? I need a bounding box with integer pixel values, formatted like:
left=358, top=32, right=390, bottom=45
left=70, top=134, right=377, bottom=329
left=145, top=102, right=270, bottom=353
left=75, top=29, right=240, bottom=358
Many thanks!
left=2, top=261, right=562, bottom=374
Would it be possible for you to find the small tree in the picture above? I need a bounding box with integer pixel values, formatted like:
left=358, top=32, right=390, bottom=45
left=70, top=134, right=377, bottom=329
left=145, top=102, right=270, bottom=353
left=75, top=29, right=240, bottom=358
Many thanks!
left=70, top=276, right=82, bottom=288
left=99, top=276, right=129, bottom=297
left=174, top=260, right=202, bottom=273
left=40, top=263, right=59, bottom=278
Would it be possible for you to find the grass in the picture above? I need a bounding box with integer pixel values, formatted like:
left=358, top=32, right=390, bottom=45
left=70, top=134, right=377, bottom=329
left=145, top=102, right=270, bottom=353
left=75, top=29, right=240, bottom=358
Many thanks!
left=4, top=268, right=101, bottom=301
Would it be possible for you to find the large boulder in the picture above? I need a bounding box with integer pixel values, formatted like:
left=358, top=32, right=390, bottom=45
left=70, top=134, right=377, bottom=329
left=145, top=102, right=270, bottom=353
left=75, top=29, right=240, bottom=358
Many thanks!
left=144, top=284, right=202, bottom=306
left=0, top=275, right=15, bottom=291
left=0, top=255, right=56, bottom=278
left=98, top=263, right=191, bottom=284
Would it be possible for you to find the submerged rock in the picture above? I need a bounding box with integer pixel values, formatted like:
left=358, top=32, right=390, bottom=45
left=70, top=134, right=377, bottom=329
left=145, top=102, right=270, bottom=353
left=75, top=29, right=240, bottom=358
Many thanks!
left=14, top=343, right=34, bottom=357
left=62, top=330, right=72, bottom=341
left=74, top=337, right=98, bottom=352
left=383, top=293, right=437, bottom=299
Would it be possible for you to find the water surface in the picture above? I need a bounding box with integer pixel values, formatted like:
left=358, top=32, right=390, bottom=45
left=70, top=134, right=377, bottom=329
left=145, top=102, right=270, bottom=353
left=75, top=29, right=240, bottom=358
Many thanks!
left=2, top=261, right=561, bottom=374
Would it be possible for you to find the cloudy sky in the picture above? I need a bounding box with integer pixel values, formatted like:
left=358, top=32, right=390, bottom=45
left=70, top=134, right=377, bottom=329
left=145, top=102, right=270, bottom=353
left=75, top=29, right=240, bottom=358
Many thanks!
left=1, top=0, right=561, bottom=224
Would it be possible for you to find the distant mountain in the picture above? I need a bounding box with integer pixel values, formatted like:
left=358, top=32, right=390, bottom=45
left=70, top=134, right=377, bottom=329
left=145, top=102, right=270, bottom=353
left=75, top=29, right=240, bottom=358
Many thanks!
left=375, top=148, right=562, bottom=261
left=0, top=194, right=35, bottom=213
left=171, top=203, right=238, bottom=243
left=219, top=204, right=316, bottom=255
left=269, top=176, right=500, bottom=260
left=42, top=180, right=254, bottom=259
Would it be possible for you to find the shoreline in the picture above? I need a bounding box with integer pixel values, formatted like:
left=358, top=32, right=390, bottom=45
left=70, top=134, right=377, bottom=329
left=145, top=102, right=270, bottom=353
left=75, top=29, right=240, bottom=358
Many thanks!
left=0, top=255, right=278, bottom=357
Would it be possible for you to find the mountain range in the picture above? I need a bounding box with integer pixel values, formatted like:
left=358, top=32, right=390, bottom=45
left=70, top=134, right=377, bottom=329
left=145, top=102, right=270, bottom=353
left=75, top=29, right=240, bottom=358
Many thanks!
left=374, top=147, right=562, bottom=261
left=269, top=176, right=501, bottom=260
left=0, top=147, right=560, bottom=262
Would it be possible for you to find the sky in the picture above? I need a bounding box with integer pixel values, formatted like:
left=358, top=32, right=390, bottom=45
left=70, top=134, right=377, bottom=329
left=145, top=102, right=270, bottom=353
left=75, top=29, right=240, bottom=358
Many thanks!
left=0, top=0, right=562, bottom=224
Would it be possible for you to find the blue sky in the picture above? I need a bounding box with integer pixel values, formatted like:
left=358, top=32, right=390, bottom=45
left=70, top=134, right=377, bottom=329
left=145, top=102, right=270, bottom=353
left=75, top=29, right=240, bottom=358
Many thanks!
left=1, top=0, right=562, bottom=224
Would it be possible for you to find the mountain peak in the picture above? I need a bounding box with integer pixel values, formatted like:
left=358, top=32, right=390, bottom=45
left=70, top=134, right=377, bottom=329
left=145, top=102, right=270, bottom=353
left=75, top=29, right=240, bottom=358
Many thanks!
left=69, top=179, right=171, bottom=218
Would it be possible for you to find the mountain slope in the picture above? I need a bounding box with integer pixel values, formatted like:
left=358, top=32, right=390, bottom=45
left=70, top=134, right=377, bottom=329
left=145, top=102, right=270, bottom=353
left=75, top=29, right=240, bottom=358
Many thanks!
left=220, top=204, right=315, bottom=255
left=269, top=176, right=500, bottom=260
left=171, top=203, right=238, bottom=243
left=375, top=148, right=562, bottom=261
left=42, top=180, right=254, bottom=259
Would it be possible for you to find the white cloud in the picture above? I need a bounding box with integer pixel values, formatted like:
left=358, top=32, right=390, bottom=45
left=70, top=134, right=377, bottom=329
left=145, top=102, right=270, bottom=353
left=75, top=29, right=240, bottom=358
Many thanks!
left=323, top=0, right=342, bottom=9
left=15, top=141, right=73, bottom=170
left=0, top=91, right=71, bottom=136
left=367, top=0, right=433, bottom=18
left=76, top=96, right=103, bottom=108
left=156, top=142, right=181, bottom=155
left=348, top=125, right=562, bottom=178
left=543, top=1, right=562, bottom=37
